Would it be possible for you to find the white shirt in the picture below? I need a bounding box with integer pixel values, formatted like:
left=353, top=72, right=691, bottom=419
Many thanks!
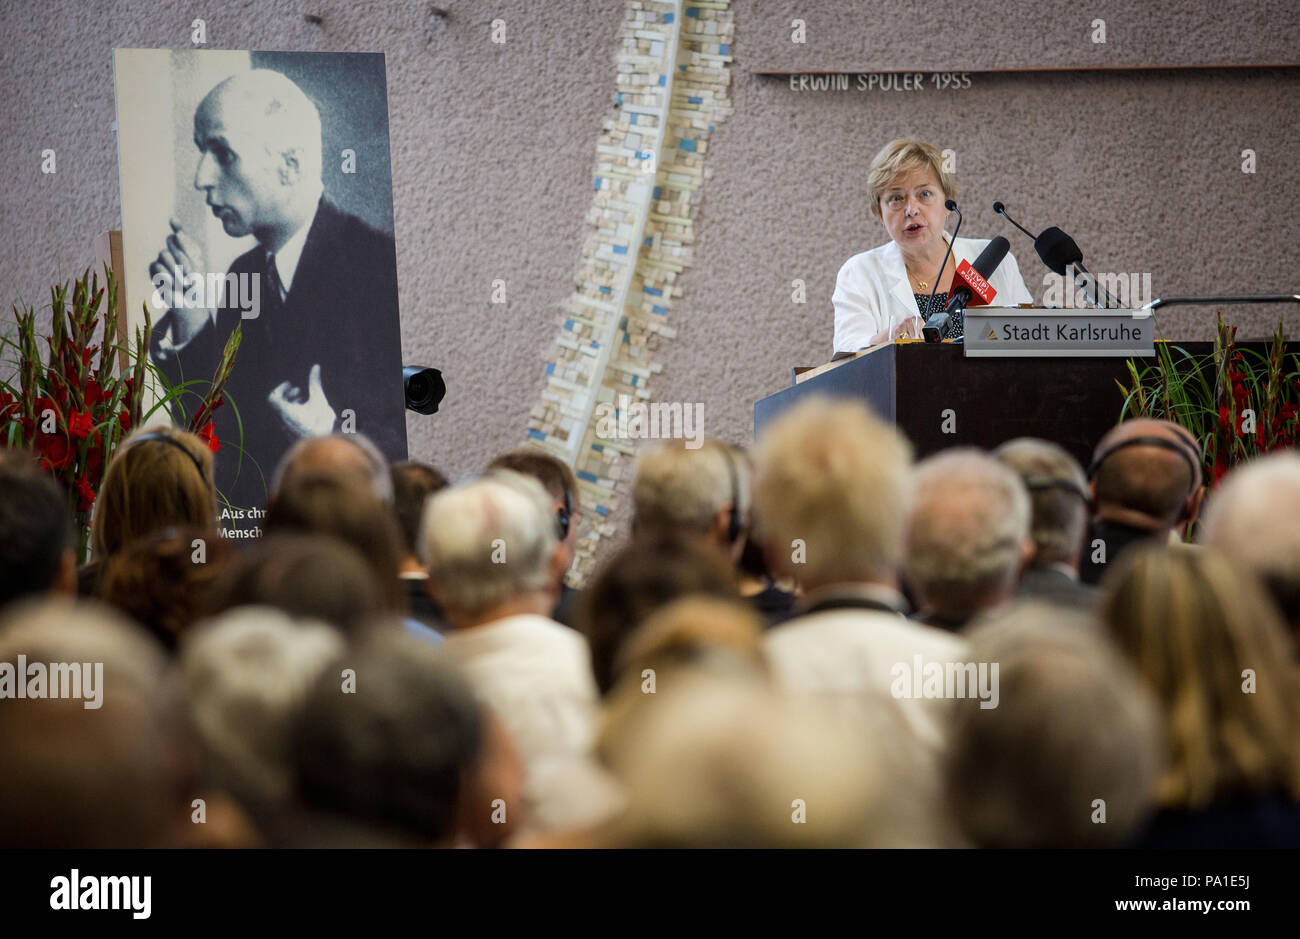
left=270, top=204, right=316, bottom=300
left=763, top=607, right=971, bottom=846
left=832, top=233, right=1035, bottom=355
left=442, top=613, right=600, bottom=830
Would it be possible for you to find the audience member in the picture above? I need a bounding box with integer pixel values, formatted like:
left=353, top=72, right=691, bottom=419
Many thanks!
left=391, top=460, right=449, bottom=630
left=265, top=471, right=407, bottom=615
left=754, top=397, right=967, bottom=847
left=488, top=448, right=584, bottom=627
left=0, top=600, right=182, bottom=847
left=949, top=602, right=1162, bottom=847
left=207, top=534, right=386, bottom=635
left=97, top=525, right=235, bottom=651
left=288, top=630, right=485, bottom=846
left=632, top=437, right=748, bottom=564
left=577, top=533, right=737, bottom=696
left=1100, top=544, right=1300, bottom=847
left=0, top=450, right=77, bottom=608
left=1200, top=451, right=1300, bottom=652
left=1078, top=418, right=1205, bottom=585
left=993, top=437, right=1096, bottom=611
left=598, top=670, right=881, bottom=848
left=181, top=607, right=344, bottom=831
left=903, top=448, right=1033, bottom=631
left=271, top=432, right=394, bottom=503
left=423, top=471, right=602, bottom=831
left=84, top=425, right=217, bottom=594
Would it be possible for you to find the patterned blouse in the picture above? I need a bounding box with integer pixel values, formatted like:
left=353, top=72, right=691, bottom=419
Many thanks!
left=913, top=292, right=962, bottom=340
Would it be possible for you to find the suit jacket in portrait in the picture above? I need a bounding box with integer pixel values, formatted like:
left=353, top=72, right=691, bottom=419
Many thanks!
left=153, top=198, right=408, bottom=517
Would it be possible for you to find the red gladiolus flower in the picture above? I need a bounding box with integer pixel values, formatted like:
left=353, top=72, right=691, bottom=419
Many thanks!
left=198, top=421, right=220, bottom=453
left=84, top=379, right=105, bottom=408
left=35, top=433, right=73, bottom=473
left=118, top=410, right=132, bottom=433
left=1218, top=405, right=1231, bottom=428
left=73, top=474, right=96, bottom=513
left=67, top=410, right=94, bottom=440
left=1280, top=403, right=1299, bottom=421
left=86, top=443, right=104, bottom=488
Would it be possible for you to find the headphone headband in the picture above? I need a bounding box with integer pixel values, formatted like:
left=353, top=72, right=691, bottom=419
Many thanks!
left=1086, top=434, right=1203, bottom=494
left=128, top=432, right=208, bottom=483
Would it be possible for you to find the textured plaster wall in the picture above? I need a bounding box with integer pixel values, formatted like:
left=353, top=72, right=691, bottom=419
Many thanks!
left=2, top=1, right=1297, bottom=551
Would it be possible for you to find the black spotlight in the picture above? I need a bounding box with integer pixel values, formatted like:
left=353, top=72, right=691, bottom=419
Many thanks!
left=403, top=365, right=446, bottom=415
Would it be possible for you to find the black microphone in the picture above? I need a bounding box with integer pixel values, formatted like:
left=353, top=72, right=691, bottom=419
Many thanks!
left=993, top=201, right=1036, bottom=241
left=924, top=236, right=1010, bottom=342
left=923, top=199, right=962, bottom=313
left=994, top=202, right=1120, bottom=309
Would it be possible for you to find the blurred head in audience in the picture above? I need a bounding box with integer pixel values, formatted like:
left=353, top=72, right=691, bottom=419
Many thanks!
left=391, top=461, right=448, bottom=570
left=97, top=525, right=235, bottom=651
left=290, top=631, right=484, bottom=846
left=612, top=596, right=767, bottom=692
left=994, top=438, right=1090, bottom=573
left=1099, top=544, right=1300, bottom=810
left=266, top=472, right=406, bottom=612
left=752, top=398, right=912, bottom=592
left=271, top=432, right=393, bottom=503
left=633, top=438, right=748, bottom=563
left=599, top=597, right=769, bottom=772
left=578, top=534, right=737, bottom=695
left=208, top=534, right=386, bottom=635
left=420, top=471, right=565, bottom=629
left=1088, top=418, right=1205, bottom=538
left=0, top=600, right=180, bottom=847
left=489, top=449, right=583, bottom=581
left=0, top=450, right=76, bottom=607
left=600, top=671, right=880, bottom=847
left=904, top=448, right=1033, bottom=628
left=948, top=602, right=1162, bottom=847
left=1200, top=451, right=1300, bottom=646
left=181, top=607, right=343, bottom=819
left=90, top=426, right=216, bottom=560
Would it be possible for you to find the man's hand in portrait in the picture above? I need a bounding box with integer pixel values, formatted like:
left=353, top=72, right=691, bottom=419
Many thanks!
left=149, top=217, right=215, bottom=357
left=268, top=363, right=337, bottom=437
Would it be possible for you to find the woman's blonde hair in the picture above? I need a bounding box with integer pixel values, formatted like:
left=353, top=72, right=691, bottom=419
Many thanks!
left=868, top=138, right=960, bottom=221
left=1100, top=544, right=1300, bottom=810
left=91, top=426, right=217, bottom=559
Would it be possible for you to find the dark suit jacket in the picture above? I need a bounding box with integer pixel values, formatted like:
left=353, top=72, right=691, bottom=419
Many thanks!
left=153, top=199, right=407, bottom=516
left=1017, top=565, right=1097, bottom=611
left=1077, top=520, right=1160, bottom=586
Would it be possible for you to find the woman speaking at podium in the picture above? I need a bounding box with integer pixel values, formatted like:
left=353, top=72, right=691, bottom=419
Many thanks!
left=832, top=138, right=1033, bottom=354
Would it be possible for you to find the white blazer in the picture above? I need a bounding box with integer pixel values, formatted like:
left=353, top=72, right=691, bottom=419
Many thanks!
left=832, top=233, right=1035, bottom=354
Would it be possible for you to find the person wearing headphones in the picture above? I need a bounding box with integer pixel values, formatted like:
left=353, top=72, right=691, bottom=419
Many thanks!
left=1078, top=418, right=1207, bottom=586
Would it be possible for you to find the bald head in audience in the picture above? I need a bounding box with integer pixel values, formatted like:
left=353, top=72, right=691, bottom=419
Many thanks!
left=1089, top=418, right=1205, bottom=535
left=272, top=433, right=393, bottom=503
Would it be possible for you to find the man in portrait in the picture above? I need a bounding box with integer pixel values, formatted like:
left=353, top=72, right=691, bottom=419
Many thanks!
left=148, top=67, right=403, bottom=517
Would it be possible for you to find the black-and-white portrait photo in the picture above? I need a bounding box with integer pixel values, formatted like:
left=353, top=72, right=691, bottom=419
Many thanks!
left=113, top=49, right=407, bottom=535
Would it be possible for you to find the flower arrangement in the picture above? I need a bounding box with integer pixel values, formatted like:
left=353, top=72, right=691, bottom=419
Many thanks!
left=1118, top=313, right=1300, bottom=486
left=1, top=267, right=240, bottom=561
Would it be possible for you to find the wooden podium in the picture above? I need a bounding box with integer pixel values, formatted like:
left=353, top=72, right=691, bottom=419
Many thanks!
left=753, top=340, right=1154, bottom=467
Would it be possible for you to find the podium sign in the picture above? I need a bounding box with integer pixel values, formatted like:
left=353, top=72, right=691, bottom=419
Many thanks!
left=962, top=308, right=1155, bottom=358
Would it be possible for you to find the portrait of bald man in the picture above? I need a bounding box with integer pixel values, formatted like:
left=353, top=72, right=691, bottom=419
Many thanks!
left=137, top=56, right=407, bottom=520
